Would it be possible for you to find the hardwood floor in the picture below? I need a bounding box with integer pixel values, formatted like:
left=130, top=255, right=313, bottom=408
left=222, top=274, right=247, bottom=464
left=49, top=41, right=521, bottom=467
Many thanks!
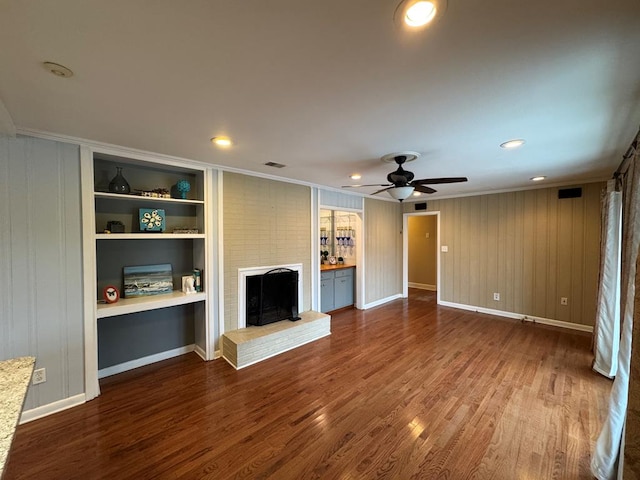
left=6, top=290, right=612, bottom=479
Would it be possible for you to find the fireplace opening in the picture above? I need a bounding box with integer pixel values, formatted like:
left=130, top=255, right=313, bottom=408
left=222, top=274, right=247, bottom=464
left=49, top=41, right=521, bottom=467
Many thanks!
left=246, top=268, right=301, bottom=326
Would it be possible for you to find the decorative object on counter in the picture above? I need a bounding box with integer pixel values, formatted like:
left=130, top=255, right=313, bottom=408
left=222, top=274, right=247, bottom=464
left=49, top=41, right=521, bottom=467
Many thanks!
left=337, top=256, right=344, bottom=265
left=193, top=268, right=202, bottom=292
left=173, top=227, right=199, bottom=234
left=103, top=285, right=120, bottom=303
left=329, top=256, right=337, bottom=265
left=320, top=228, right=328, bottom=246
left=123, top=263, right=173, bottom=297
left=175, top=179, right=191, bottom=199
left=106, top=220, right=125, bottom=233
left=182, top=275, right=196, bottom=294
left=139, top=208, right=166, bottom=232
left=321, top=250, right=329, bottom=264
left=108, top=166, right=131, bottom=194
left=137, top=188, right=171, bottom=198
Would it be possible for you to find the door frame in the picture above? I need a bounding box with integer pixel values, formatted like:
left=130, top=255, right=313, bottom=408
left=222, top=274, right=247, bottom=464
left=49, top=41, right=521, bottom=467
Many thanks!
left=402, top=211, right=441, bottom=303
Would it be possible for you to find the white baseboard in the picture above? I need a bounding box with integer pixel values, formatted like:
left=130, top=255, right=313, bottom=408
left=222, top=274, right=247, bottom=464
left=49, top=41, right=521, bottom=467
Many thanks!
left=98, top=344, right=195, bottom=379
left=408, top=282, right=437, bottom=291
left=194, top=344, right=206, bottom=360
left=20, top=393, right=86, bottom=424
left=438, top=300, right=594, bottom=333
left=363, top=293, right=403, bottom=310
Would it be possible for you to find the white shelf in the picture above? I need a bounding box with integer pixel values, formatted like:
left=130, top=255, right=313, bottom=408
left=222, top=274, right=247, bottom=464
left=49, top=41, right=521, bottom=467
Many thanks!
left=97, top=291, right=207, bottom=318
left=96, top=233, right=205, bottom=240
left=94, top=191, right=204, bottom=205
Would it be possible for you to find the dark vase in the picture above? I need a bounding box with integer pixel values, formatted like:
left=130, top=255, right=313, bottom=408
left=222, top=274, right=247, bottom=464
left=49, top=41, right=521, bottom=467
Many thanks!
left=108, top=167, right=130, bottom=194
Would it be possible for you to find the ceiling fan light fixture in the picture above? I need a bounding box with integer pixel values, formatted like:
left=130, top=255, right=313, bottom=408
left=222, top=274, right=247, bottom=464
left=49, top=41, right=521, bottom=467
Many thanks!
left=388, top=186, right=415, bottom=201
left=500, top=139, right=525, bottom=149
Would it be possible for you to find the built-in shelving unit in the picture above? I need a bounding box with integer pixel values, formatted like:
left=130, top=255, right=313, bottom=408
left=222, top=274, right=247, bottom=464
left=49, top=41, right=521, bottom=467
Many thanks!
left=86, top=151, right=212, bottom=385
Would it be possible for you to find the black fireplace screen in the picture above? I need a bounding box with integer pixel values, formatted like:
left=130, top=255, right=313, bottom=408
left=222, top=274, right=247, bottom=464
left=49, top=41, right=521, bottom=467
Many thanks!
left=246, top=268, right=301, bottom=326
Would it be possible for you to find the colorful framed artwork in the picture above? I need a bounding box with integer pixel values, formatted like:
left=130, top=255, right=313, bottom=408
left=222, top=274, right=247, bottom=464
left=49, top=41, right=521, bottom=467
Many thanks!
left=139, top=208, right=166, bottom=232
left=123, top=263, right=173, bottom=297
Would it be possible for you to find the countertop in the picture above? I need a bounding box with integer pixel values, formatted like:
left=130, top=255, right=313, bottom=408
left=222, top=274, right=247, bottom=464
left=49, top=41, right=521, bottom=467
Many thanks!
left=0, top=356, right=35, bottom=479
left=320, top=264, right=356, bottom=272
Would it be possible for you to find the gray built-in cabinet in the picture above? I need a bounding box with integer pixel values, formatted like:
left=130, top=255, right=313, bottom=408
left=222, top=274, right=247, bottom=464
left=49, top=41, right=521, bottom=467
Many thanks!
left=320, top=267, right=355, bottom=313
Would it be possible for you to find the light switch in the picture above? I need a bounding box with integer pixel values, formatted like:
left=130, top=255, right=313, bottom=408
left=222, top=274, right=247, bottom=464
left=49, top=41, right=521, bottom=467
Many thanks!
left=441, top=246, right=448, bottom=252
left=426, top=232, right=430, bottom=239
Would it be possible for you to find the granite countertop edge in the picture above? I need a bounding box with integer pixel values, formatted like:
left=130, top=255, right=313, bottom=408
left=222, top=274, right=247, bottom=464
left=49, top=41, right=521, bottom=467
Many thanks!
left=0, top=356, right=35, bottom=479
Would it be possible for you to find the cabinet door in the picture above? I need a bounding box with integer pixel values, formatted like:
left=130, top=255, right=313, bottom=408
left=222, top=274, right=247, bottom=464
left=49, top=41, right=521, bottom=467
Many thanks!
left=334, top=274, right=354, bottom=309
left=321, top=278, right=335, bottom=313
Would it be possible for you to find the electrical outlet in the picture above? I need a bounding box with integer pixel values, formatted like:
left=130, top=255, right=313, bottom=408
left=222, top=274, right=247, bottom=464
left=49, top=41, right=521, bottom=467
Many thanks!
left=493, top=292, right=500, bottom=301
left=561, top=297, right=568, bottom=306
left=441, top=245, right=448, bottom=252
left=33, top=368, right=46, bottom=385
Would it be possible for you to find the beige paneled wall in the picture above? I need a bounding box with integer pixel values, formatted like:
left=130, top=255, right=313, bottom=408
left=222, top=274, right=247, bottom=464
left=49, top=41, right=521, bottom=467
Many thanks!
left=364, top=198, right=403, bottom=304
left=223, top=173, right=311, bottom=332
left=404, top=183, right=603, bottom=326
left=408, top=215, right=437, bottom=287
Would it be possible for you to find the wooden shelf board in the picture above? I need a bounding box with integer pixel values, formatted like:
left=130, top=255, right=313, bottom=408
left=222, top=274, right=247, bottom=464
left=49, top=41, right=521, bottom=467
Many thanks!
left=97, top=291, right=206, bottom=318
left=96, top=233, right=205, bottom=240
left=94, top=192, right=204, bottom=205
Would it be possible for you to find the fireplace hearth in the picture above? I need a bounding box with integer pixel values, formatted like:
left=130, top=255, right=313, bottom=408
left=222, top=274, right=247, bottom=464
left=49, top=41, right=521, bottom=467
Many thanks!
left=246, top=268, right=301, bottom=326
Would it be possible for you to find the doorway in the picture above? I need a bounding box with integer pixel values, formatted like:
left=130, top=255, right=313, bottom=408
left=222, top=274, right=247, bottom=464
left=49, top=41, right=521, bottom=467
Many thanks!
left=403, top=211, right=440, bottom=301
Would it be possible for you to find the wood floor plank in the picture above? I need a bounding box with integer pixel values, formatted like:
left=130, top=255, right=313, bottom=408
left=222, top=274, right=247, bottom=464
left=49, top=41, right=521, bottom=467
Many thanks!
left=5, top=290, right=611, bottom=479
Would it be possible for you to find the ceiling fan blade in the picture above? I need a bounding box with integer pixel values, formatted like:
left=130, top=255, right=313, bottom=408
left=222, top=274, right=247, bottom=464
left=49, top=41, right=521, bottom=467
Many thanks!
left=341, top=183, right=392, bottom=188
left=372, top=186, right=395, bottom=195
left=414, top=185, right=437, bottom=194
left=413, top=177, right=468, bottom=185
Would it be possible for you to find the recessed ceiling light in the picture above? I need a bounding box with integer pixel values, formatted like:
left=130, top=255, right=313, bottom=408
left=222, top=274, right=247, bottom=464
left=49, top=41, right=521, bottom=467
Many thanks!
left=43, top=62, right=73, bottom=78
left=500, top=139, right=526, bottom=149
left=531, top=176, right=546, bottom=182
left=412, top=191, right=422, bottom=196
left=211, top=136, right=232, bottom=147
left=405, top=1, right=437, bottom=26
left=395, top=0, right=446, bottom=28
left=350, top=173, right=362, bottom=180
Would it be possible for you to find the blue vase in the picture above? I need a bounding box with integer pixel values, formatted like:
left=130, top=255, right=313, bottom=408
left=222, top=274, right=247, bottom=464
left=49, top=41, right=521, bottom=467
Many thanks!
left=176, top=179, right=191, bottom=199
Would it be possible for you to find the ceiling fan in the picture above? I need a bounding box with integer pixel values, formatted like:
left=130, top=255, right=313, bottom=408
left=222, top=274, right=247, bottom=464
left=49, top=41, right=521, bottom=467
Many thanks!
left=343, top=153, right=468, bottom=201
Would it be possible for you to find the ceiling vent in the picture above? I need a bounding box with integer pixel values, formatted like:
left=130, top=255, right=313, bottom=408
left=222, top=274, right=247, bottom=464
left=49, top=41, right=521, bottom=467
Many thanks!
left=264, top=162, right=286, bottom=168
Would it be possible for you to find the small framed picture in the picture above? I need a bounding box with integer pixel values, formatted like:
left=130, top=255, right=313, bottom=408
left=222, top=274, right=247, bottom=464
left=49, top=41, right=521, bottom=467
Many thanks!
left=103, top=285, right=120, bottom=304
left=328, top=256, right=337, bottom=265
left=139, top=208, right=166, bottom=232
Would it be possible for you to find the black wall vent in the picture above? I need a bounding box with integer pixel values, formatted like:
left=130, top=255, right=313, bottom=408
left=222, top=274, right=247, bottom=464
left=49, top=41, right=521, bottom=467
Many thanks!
left=558, top=187, right=582, bottom=199
left=414, top=202, right=427, bottom=211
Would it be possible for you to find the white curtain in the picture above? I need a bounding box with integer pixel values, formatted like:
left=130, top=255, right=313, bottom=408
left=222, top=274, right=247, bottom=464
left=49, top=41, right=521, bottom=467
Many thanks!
left=592, top=179, right=622, bottom=378
left=592, top=149, right=640, bottom=480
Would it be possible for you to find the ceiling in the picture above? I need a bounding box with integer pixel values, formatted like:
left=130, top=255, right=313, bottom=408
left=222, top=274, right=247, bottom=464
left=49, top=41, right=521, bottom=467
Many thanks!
left=1, top=0, right=639, bottom=199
